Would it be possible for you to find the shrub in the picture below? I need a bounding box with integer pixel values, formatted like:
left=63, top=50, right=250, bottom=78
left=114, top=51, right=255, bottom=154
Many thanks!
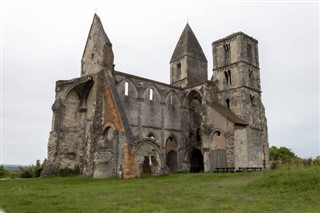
left=18, top=167, right=33, bottom=178
left=270, top=146, right=298, bottom=161
left=17, top=160, right=43, bottom=178
left=0, top=165, right=11, bottom=178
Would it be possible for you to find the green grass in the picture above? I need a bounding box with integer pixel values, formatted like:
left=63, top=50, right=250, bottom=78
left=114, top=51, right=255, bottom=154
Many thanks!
left=1, top=166, right=319, bottom=213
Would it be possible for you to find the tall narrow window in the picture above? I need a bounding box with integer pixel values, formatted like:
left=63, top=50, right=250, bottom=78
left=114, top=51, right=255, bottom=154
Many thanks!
left=224, top=70, right=232, bottom=85
left=224, top=71, right=229, bottom=85
left=170, top=94, right=173, bottom=104
left=228, top=70, right=232, bottom=85
left=224, top=44, right=230, bottom=60
left=149, top=88, right=153, bottom=101
left=226, top=99, right=230, bottom=109
left=176, top=63, right=181, bottom=80
left=124, top=82, right=129, bottom=96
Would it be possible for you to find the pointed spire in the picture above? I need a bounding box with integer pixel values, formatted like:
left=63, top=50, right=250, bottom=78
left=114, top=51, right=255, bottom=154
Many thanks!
left=82, top=14, right=111, bottom=58
left=170, top=23, right=207, bottom=63
left=81, top=14, right=114, bottom=76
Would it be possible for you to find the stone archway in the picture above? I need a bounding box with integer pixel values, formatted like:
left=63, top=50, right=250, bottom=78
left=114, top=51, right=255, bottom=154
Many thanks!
left=136, top=139, right=161, bottom=176
left=166, top=150, right=178, bottom=172
left=189, top=149, right=204, bottom=173
left=165, top=136, right=178, bottom=172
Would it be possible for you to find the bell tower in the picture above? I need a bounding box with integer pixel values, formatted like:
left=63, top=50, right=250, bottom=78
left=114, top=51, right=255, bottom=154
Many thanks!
left=170, top=24, right=207, bottom=88
left=212, top=32, right=269, bottom=168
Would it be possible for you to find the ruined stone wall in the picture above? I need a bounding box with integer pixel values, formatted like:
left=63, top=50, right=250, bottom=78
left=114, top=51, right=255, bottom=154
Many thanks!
left=45, top=14, right=269, bottom=177
left=113, top=72, right=185, bottom=173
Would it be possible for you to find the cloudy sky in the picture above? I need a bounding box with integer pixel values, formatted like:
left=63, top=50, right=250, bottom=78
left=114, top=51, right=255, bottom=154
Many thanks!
left=1, top=0, right=319, bottom=165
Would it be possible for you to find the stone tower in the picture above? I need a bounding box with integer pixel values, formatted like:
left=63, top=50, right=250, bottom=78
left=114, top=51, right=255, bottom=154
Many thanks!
left=212, top=32, right=269, bottom=168
left=170, top=23, right=208, bottom=88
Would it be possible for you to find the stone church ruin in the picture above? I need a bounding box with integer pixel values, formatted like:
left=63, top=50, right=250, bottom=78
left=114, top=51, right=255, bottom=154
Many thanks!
left=42, top=14, right=269, bottom=178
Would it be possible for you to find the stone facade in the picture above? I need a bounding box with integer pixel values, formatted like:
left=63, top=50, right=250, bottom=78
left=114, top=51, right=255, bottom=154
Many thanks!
left=42, top=14, right=269, bottom=178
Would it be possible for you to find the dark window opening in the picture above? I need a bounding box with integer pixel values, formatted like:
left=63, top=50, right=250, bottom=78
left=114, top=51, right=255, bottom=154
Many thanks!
left=176, top=63, right=181, bottom=80
left=224, top=70, right=231, bottom=85
left=228, top=70, right=232, bottom=85
left=217, top=131, right=221, bottom=136
left=224, top=44, right=230, bottom=60
left=196, top=128, right=201, bottom=142
left=226, top=99, right=230, bottom=109
left=224, top=71, right=229, bottom=85
left=147, top=133, right=156, bottom=139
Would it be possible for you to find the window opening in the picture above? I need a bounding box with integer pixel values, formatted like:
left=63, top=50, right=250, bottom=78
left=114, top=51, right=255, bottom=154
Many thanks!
left=224, top=70, right=232, bottom=85
left=124, top=82, right=129, bottom=96
left=147, top=133, right=156, bottom=139
left=149, top=88, right=153, bottom=100
left=176, top=63, right=181, bottom=80
left=228, top=70, right=232, bottom=85
left=226, top=99, right=230, bottom=109
left=196, top=128, right=201, bottom=142
left=224, top=71, right=229, bottom=85
left=224, top=44, right=230, bottom=60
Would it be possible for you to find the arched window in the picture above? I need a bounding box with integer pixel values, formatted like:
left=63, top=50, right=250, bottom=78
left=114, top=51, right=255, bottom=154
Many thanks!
left=228, top=70, right=232, bottom=85
left=224, top=70, right=231, bottom=85
left=149, top=88, right=153, bottom=101
left=124, top=82, right=129, bottom=96
left=224, top=71, right=229, bottom=85
left=147, top=133, right=156, bottom=139
left=224, top=44, right=230, bottom=60
left=226, top=99, right=230, bottom=109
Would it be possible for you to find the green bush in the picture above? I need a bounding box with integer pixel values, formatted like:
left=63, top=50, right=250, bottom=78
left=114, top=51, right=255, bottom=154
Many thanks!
left=17, top=160, right=43, bottom=178
left=18, top=167, right=33, bottom=178
left=0, top=165, right=11, bottom=178
left=270, top=146, right=298, bottom=161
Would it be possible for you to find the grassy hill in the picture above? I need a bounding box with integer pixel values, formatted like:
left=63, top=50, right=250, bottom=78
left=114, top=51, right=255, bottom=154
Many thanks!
left=0, top=166, right=319, bottom=212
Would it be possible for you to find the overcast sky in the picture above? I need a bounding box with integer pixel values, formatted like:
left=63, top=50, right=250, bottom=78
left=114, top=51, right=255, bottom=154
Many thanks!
left=1, top=0, right=319, bottom=165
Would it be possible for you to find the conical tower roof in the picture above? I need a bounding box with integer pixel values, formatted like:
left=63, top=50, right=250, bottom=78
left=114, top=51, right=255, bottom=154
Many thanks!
left=170, top=23, right=207, bottom=63
left=82, top=13, right=111, bottom=59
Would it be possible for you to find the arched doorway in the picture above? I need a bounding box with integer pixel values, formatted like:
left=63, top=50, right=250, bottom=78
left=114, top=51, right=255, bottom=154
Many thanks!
left=165, top=136, right=178, bottom=172
left=166, top=150, right=178, bottom=172
left=189, top=149, right=204, bottom=173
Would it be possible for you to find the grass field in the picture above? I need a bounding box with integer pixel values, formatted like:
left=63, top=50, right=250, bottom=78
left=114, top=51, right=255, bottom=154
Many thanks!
left=1, top=166, right=319, bottom=213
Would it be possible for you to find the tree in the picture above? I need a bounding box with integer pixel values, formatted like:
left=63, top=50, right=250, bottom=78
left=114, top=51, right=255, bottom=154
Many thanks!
left=269, top=146, right=298, bottom=161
